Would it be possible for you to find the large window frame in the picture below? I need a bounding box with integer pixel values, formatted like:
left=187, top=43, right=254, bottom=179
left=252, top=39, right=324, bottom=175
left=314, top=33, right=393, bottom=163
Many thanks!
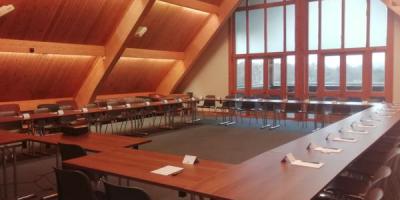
left=229, top=0, right=394, bottom=101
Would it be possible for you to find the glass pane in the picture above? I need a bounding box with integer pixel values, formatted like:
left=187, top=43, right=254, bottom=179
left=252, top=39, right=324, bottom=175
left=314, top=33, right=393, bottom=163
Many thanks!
left=308, top=1, right=319, bottom=50
left=267, top=6, right=284, bottom=52
left=248, top=0, right=264, bottom=5
left=287, top=55, right=295, bottom=93
left=268, top=58, right=281, bottom=89
left=324, top=55, right=340, bottom=90
left=251, top=59, right=264, bottom=89
left=235, top=11, right=247, bottom=54
left=321, top=0, right=342, bottom=49
left=346, top=55, right=363, bottom=90
left=249, top=9, right=265, bottom=53
left=372, top=52, right=385, bottom=91
left=370, top=0, right=387, bottom=47
left=308, top=54, right=318, bottom=92
left=236, top=59, right=246, bottom=89
left=345, top=0, right=367, bottom=48
left=286, top=5, right=295, bottom=52
left=267, top=0, right=282, bottom=3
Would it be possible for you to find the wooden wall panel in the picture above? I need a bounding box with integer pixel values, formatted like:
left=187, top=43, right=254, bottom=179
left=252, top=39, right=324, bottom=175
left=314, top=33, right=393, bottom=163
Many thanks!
left=97, top=58, right=176, bottom=95
left=0, top=0, right=132, bottom=45
left=126, top=1, right=210, bottom=52
left=0, top=52, right=95, bottom=102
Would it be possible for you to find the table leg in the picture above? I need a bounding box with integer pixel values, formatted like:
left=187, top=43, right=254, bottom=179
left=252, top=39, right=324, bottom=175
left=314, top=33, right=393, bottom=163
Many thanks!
left=2, top=148, right=8, bottom=200
left=12, top=146, right=17, bottom=198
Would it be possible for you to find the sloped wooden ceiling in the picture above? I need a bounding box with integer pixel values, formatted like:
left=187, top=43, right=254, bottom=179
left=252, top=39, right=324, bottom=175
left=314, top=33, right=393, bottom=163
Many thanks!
left=126, top=1, right=211, bottom=52
left=0, top=52, right=94, bottom=101
left=382, top=0, right=400, bottom=15
left=0, top=0, right=131, bottom=45
left=0, top=0, right=239, bottom=110
left=98, top=58, right=176, bottom=95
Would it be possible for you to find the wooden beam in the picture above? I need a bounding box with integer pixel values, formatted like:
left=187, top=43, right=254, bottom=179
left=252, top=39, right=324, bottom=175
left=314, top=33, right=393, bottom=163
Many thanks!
left=159, top=0, right=219, bottom=13
left=96, top=92, right=153, bottom=100
left=0, top=39, right=104, bottom=56
left=0, top=98, right=74, bottom=111
left=123, top=48, right=184, bottom=60
left=156, top=0, right=239, bottom=94
left=382, top=0, right=400, bottom=16
left=74, top=0, right=156, bottom=107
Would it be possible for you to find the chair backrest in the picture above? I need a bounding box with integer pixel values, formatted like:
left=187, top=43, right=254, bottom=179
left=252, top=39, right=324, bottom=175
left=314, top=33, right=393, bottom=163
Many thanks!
left=370, top=166, right=391, bottom=189
left=384, top=147, right=400, bottom=164
left=57, top=100, right=78, bottom=110
left=0, top=110, right=19, bottom=117
left=0, top=104, right=20, bottom=114
left=365, top=187, right=384, bottom=200
left=58, top=143, right=87, bottom=161
left=34, top=107, right=51, bottom=114
left=202, top=95, right=216, bottom=107
left=37, top=104, right=60, bottom=112
left=103, top=181, right=151, bottom=200
left=54, top=168, right=98, bottom=200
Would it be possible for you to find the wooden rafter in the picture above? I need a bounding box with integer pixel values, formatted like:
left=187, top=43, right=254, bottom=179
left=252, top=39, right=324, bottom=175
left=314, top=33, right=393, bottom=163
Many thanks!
left=159, top=0, right=219, bottom=13
left=0, top=39, right=104, bottom=56
left=156, top=0, right=240, bottom=94
left=382, top=0, right=400, bottom=15
left=123, top=48, right=184, bottom=60
left=74, top=0, right=156, bottom=107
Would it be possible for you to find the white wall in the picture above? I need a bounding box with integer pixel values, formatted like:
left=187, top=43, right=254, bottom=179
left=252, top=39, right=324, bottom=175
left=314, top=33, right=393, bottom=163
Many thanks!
left=178, top=23, right=230, bottom=98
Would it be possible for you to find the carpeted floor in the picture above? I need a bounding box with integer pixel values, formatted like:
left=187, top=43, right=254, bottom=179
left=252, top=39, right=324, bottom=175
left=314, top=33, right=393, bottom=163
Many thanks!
left=1, top=118, right=316, bottom=200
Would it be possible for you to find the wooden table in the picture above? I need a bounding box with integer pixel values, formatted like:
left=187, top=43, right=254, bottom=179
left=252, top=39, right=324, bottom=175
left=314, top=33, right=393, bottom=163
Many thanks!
left=0, top=131, right=31, bottom=200
left=30, top=132, right=151, bottom=152
left=63, top=148, right=232, bottom=197
left=191, top=104, right=399, bottom=200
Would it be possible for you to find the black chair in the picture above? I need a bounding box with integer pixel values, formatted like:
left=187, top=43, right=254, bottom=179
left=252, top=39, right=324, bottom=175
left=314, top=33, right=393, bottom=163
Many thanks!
left=58, top=143, right=87, bottom=162
left=54, top=168, right=105, bottom=200
left=103, top=181, right=151, bottom=200
left=197, top=95, right=216, bottom=119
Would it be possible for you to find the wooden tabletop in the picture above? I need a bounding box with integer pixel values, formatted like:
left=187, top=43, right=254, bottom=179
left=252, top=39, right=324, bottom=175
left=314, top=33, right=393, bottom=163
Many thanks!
left=30, top=133, right=151, bottom=152
left=0, top=131, right=31, bottom=145
left=63, top=148, right=233, bottom=193
left=192, top=104, right=399, bottom=200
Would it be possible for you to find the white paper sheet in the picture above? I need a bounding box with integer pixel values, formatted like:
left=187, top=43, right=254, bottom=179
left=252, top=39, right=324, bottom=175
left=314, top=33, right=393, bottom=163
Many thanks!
left=332, top=137, right=357, bottom=143
left=291, top=160, right=324, bottom=169
left=151, top=165, right=184, bottom=176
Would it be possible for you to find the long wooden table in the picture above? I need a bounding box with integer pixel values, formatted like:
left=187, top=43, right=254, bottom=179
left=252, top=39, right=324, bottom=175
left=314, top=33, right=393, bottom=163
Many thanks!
left=30, top=132, right=151, bottom=152
left=63, top=148, right=232, bottom=197
left=191, top=104, right=399, bottom=200
left=0, top=132, right=31, bottom=200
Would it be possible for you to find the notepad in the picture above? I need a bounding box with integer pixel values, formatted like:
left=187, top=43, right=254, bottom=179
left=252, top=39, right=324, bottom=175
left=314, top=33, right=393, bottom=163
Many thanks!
left=162, top=100, right=168, bottom=104
left=182, top=155, right=198, bottom=165
left=357, top=123, right=376, bottom=128
left=57, top=110, right=64, bottom=115
left=145, top=102, right=151, bottom=106
left=291, top=160, right=324, bottom=168
left=332, top=137, right=357, bottom=143
left=82, top=108, right=88, bottom=113
left=314, top=147, right=342, bottom=154
left=126, top=103, right=131, bottom=108
left=151, top=165, right=183, bottom=176
left=107, top=105, right=113, bottom=110
left=177, top=99, right=183, bottom=103
left=341, top=128, right=368, bottom=135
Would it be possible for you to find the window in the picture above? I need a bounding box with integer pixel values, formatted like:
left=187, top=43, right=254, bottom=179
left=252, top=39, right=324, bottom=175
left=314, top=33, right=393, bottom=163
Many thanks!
left=372, top=52, right=385, bottom=91
left=286, top=5, right=295, bottom=52
left=236, top=59, right=245, bottom=89
left=235, top=11, right=247, bottom=54
left=269, top=58, right=281, bottom=89
left=370, top=0, right=387, bottom=47
left=267, top=6, right=284, bottom=52
left=231, top=0, right=391, bottom=100
left=324, top=56, right=340, bottom=90
left=345, top=0, right=367, bottom=48
left=308, top=1, right=319, bottom=50
left=249, top=9, right=265, bottom=53
left=321, top=0, right=341, bottom=49
left=308, top=54, right=318, bottom=92
left=287, top=56, right=295, bottom=93
left=346, top=55, right=363, bottom=90
left=251, top=59, right=264, bottom=89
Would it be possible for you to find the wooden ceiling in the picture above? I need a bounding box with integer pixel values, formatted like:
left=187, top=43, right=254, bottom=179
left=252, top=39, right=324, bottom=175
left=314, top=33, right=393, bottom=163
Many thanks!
left=0, top=0, right=131, bottom=45
left=0, top=53, right=94, bottom=102
left=0, top=0, right=240, bottom=109
left=126, top=1, right=211, bottom=52
left=98, top=58, right=176, bottom=95
left=383, top=0, right=400, bottom=15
